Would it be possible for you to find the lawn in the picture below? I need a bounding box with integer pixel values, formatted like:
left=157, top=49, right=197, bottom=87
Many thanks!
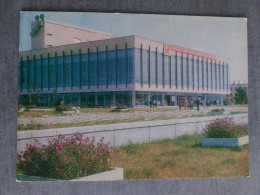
left=113, top=134, right=249, bottom=179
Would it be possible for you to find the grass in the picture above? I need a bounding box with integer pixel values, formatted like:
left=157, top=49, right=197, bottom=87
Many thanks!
left=113, top=134, right=249, bottom=179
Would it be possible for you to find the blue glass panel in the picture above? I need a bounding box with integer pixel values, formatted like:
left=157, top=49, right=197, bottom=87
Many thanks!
left=49, top=57, right=55, bottom=89
left=108, top=50, right=116, bottom=85
left=90, top=52, right=97, bottom=86
left=99, top=51, right=106, bottom=86
left=118, top=49, right=126, bottom=85
left=57, top=57, right=63, bottom=88
left=81, top=53, right=88, bottom=87
left=73, top=54, right=80, bottom=87
left=64, top=56, right=71, bottom=87
left=42, top=58, right=48, bottom=89
left=35, top=59, right=41, bottom=89
left=23, top=60, right=28, bottom=90
left=128, top=49, right=134, bottom=84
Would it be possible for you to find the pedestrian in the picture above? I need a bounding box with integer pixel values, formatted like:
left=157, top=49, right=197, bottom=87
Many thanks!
left=196, top=97, right=200, bottom=111
left=149, top=98, right=153, bottom=108
left=135, top=99, right=139, bottom=107
left=179, top=99, right=182, bottom=110
left=184, top=98, right=188, bottom=110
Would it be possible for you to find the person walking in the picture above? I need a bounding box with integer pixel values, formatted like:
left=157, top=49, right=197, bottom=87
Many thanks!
left=196, top=97, right=200, bottom=111
left=184, top=98, right=188, bottom=110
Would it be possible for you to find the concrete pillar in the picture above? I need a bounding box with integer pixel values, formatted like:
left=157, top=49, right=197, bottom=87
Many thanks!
left=78, top=94, right=80, bottom=106
left=220, top=96, right=223, bottom=105
left=173, top=95, right=177, bottom=106
left=95, top=93, right=98, bottom=105
left=104, top=93, right=106, bottom=107
left=132, top=91, right=135, bottom=107
left=112, top=92, right=116, bottom=105
left=162, top=93, right=165, bottom=106
left=148, top=92, right=151, bottom=106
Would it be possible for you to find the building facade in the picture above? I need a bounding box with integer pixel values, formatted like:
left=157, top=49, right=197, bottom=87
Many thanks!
left=19, top=20, right=230, bottom=107
left=31, top=19, right=114, bottom=50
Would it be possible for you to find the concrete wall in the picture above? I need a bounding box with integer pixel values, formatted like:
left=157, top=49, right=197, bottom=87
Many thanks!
left=17, top=114, right=248, bottom=152
left=31, top=20, right=115, bottom=50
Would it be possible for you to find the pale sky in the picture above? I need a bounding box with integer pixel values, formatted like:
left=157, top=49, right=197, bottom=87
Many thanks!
left=20, top=12, right=248, bottom=83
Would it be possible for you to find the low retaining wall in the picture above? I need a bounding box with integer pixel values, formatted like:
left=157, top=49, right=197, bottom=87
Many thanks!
left=17, top=114, right=248, bottom=152
left=202, top=135, right=249, bottom=147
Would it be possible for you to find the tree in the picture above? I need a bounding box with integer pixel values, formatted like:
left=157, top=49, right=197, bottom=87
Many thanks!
left=234, top=86, right=248, bottom=104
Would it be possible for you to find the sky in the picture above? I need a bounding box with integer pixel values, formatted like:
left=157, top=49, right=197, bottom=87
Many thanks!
left=19, top=12, right=248, bottom=83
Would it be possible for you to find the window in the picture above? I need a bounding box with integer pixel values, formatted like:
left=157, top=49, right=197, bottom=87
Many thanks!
left=47, top=33, right=52, bottom=36
left=47, top=44, right=53, bottom=48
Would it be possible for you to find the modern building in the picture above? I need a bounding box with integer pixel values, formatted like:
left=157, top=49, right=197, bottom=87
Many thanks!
left=19, top=18, right=230, bottom=107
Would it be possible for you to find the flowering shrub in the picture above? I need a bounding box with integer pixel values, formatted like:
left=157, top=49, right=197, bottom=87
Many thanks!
left=17, top=133, right=119, bottom=180
left=115, top=104, right=127, bottom=109
left=25, top=105, right=38, bottom=109
left=110, top=104, right=128, bottom=112
left=55, top=104, right=73, bottom=112
left=106, top=104, right=116, bottom=108
left=18, top=104, right=24, bottom=109
left=203, top=117, right=248, bottom=138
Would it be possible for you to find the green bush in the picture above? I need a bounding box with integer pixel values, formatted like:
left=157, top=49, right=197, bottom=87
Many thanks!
left=115, top=104, right=127, bottom=109
left=55, top=104, right=73, bottom=112
left=203, top=117, right=248, bottom=138
left=106, top=104, right=116, bottom=108
left=121, top=143, right=138, bottom=155
left=211, top=108, right=225, bottom=112
left=17, top=133, right=119, bottom=180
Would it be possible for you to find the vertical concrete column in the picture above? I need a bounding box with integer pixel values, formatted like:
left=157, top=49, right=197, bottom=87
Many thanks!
left=78, top=94, right=80, bottom=106
left=132, top=91, right=136, bottom=107
left=112, top=92, right=116, bottom=105
left=148, top=92, right=151, bottom=103
left=173, top=96, right=177, bottom=106
left=104, top=93, right=107, bottom=107
left=48, top=94, right=51, bottom=107
left=162, top=93, right=165, bottom=106
left=95, top=93, right=98, bottom=105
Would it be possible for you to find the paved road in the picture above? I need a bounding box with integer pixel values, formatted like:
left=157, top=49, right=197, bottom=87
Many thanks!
left=18, top=106, right=248, bottom=126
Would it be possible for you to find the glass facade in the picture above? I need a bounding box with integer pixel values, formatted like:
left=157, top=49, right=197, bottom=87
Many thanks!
left=19, top=43, right=229, bottom=106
